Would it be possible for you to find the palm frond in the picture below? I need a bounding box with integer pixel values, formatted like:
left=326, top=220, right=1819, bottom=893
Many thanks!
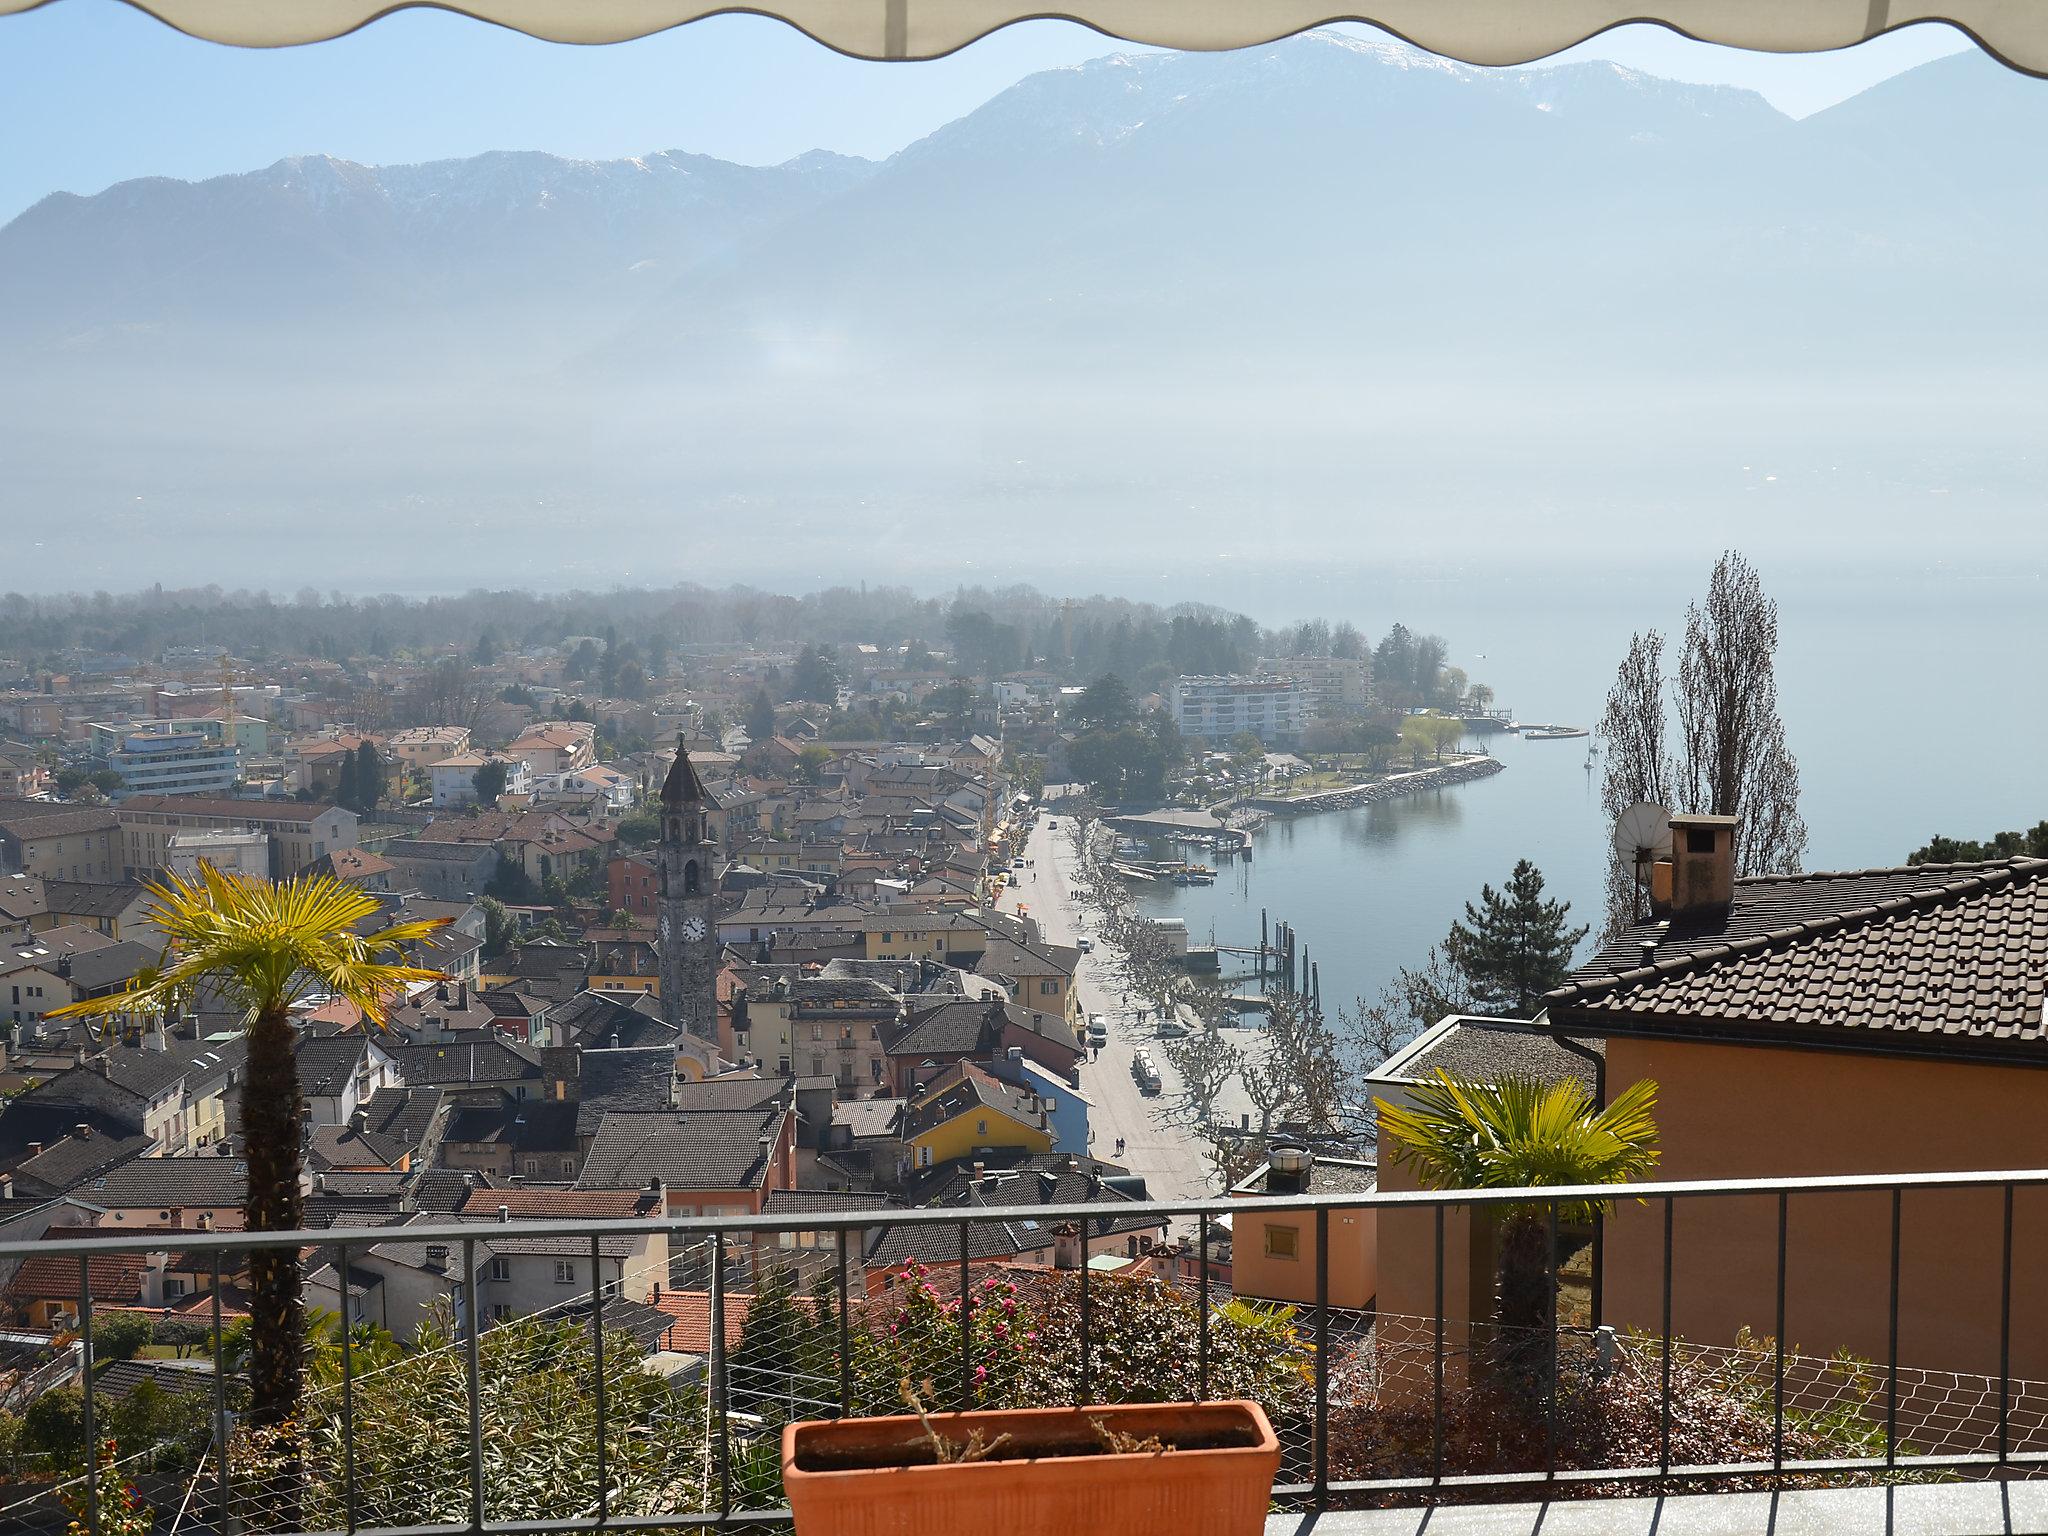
left=48, top=867, right=448, bottom=1030
left=1373, top=1068, right=1660, bottom=1221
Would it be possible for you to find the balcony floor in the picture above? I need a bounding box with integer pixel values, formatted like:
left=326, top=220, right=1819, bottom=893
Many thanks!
left=1267, top=1480, right=2048, bottom=1536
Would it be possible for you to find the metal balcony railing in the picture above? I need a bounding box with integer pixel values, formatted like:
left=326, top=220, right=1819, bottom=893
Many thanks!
left=1, top=1166, right=2044, bottom=1536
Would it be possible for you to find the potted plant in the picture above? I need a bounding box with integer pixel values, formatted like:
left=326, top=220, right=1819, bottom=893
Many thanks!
left=782, top=1390, right=1279, bottom=1536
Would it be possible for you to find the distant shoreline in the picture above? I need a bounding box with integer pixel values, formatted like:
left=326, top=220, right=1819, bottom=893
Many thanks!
left=1245, top=753, right=1505, bottom=817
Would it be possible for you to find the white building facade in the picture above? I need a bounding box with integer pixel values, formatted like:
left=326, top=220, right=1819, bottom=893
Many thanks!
left=1167, top=676, right=1309, bottom=747
left=95, top=721, right=241, bottom=800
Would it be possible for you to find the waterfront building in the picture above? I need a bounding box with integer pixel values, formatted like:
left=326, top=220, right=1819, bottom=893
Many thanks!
left=1168, top=674, right=1309, bottom=747
left=1260, top=653, right=1371, bottom=715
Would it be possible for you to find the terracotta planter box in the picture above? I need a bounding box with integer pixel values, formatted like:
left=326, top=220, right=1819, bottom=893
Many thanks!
left=782, top=1399, right=1279, bottom=1536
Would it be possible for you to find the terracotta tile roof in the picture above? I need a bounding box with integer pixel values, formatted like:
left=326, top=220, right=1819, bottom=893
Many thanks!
left=649, top=1288, right=750, bottom=1355
left=1547, top=859, right=2048, bottom=1054
left=455, top=1187, right=657, bottom=1220
left=11, top=1248, right=147, bottom=1304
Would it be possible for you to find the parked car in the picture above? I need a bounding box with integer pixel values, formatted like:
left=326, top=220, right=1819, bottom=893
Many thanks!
left=1087, top=1015, right=1109, bottom=1047
left=1076, top=937, right=1094, bottom=953
left=1156, top=1019, right=1190, bottom=1041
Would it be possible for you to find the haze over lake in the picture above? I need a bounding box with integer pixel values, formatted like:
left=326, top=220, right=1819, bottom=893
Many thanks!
left=1126, top=554, right=2044, bottom=1017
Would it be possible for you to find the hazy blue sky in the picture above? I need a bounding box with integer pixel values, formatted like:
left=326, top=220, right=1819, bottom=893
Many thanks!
left=0, top=0, right=1975, bottom=223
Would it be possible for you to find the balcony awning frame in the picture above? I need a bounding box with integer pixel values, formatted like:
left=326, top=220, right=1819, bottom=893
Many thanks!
left=0, top=0, right=2042, bottom=77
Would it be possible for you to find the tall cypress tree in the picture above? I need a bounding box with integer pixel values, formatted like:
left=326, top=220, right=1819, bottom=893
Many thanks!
left=354, top=741, right=382, bottom=814
left=334, top=752, right=359, bottom=813
left=1443, top=860, right=1589, bottom=1018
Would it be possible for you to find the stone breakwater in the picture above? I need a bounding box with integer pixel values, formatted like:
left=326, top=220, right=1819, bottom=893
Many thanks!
left=1253, top=754, right=1505, bottom=816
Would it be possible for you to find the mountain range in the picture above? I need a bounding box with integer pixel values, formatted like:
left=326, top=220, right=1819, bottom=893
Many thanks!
left=2, top=33, right=2043, bottom=591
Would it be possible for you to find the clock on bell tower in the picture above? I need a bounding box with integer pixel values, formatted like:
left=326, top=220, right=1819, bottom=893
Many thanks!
left=657, top=737, right=720, bottom=1042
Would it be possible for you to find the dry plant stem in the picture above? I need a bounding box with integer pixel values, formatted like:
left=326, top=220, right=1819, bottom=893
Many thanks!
left=899, top=1376, right=1013, bottom=1464
left=1089, top=1416, right=1167, bottom=1455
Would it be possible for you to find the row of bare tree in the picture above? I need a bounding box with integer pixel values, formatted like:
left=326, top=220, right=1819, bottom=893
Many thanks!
left=1598, top=551, right=1807, bottom=935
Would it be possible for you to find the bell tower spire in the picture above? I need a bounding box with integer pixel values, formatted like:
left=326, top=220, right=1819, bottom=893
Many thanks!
left=658, top=735, right=720, bottom=1042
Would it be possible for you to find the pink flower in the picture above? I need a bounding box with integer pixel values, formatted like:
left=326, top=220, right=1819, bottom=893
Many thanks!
left=975, top=1365, right=988, bottom=1382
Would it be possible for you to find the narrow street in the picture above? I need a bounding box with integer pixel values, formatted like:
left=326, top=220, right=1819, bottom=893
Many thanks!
left=999, top=809, right=1255, bottom=1209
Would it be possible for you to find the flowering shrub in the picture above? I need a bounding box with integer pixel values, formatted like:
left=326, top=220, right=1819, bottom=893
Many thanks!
left=829, top=1261, right=1316, bottom=1421
left=57, top=1439, right=151, bottom=1536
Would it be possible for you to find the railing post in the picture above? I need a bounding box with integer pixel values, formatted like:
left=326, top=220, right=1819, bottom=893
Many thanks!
left=211, top=1250, right=229, bottom=1528
left=2000, top=1182, right=2014, bottom=1466
left=712, top=1233, right=731, bottom=1518
left=1196, top=1213, right=1211, bottom=1403
left=590, top=1233, right=608, bottom=1525
left=1078, top=1228, right=1091, bottom=1404
left=958, top=1220, right=973, bottom=1412
left=1659, top=1196, right=1673, bottom=1479
left=339, top=1240, right=357, bottom=1533
left=1545, top=1201, right=1558, bottom=1480
left=78, top=1254, right=97, bottom=1536
left=1886, top=1187, right=1901, bottom=1469
left=463, top=1236, right=484, bottom=1534
left=1313, top=1206, right=1329, bottom=1508
left=1773, top=1190, right=1787, bottom=1474
left=836, top=1229, right=852, bottom=1417
left=1432, top=1203, right=1444, bottom=1486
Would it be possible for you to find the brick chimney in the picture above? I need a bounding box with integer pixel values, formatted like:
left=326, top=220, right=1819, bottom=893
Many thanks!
left=1052, top=1221, right=1082, bottom=1271
left=1655, top=814, right=1738, bottom=919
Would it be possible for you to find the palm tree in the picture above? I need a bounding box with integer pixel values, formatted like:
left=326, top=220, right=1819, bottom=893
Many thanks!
left=1374, top=1070, right=1659, bottom=1388
left=51, top=867, right=446, bottom=1440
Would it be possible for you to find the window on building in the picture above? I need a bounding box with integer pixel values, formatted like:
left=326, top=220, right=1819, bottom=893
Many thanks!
left=1265, top=1225, right=1299, bottom=1260
left=976, top=1119, right=988, bottom=1135
left=491, top=1304, right=514, bottom=1324
left=488, top=1257, right=511, bottom=1281
left=553, top=1260, right=575, bottom=1285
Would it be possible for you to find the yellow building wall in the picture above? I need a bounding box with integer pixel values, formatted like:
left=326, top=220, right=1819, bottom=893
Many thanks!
left=865, top=931, right=960, bottom=963
left=909, top=1110, right=1052, bottom=1167
left=1230, top=1204, right=1376, bottom=1312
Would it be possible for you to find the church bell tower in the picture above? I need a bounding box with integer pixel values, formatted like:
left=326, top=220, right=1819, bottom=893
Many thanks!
left=658, top=737, right=720, bottom=1042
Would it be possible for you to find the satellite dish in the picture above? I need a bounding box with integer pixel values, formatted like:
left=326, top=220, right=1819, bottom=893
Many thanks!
left=1612, top=802, right=1673, bottom=880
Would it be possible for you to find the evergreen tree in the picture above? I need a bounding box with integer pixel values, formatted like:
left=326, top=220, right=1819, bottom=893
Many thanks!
left=1442, top=860, right=1588, bottom=1018
left=472, top=759, right=509, bottom=805
left=353, top=742, right=382, bottom=814
left=746, top=688, right=777, bottom=744
left=334, top=752, right=359, bottom=812
left=1070, top=674, right=1137, bottom=731
left=790, top=644, right=837, bottom=703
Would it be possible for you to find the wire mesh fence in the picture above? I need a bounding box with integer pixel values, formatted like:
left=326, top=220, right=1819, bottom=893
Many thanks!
left=1, top=1172, right=2046, bottom=1532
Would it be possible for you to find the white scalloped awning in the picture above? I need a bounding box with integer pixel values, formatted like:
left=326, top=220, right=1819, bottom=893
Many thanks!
left=0, top=0, right=2041, bottom=74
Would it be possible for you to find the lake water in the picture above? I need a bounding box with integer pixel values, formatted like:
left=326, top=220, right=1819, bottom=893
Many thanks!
left=1126, top=556, right=2046, bottom=1017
